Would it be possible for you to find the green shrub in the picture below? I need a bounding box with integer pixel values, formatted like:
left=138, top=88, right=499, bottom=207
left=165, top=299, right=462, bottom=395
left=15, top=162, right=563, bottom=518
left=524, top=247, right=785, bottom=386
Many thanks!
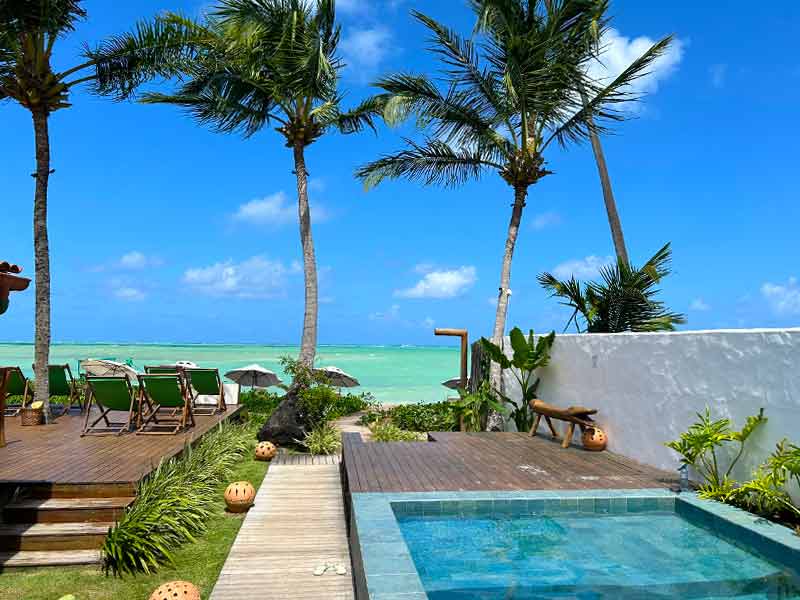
left=239, top=388, right=282, bottom=418
left=101, top=422, right=255, bottom=576
left=370, top=421, right=423, bottom=442
left=389, top=401, right=458, bottom=432
left=298, top=386, right=375, bottom=428
left=301, top=422, right=342, bottom=455
left=453, top=383, right=506, bottom=432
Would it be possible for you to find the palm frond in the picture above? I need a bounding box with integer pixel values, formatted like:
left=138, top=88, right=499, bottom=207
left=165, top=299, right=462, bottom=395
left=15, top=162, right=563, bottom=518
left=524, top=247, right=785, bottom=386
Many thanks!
left=356, top=137, right=501, bottom=190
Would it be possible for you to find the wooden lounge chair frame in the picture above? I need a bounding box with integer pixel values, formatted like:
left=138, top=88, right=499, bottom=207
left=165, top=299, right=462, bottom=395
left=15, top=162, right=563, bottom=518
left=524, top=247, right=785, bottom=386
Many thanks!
left=184, top=368, right=226, bottom=416
left=137, top=374, right=195, bottom=435
left=1, top=366, right=31, bottom=416
left=82, top=376, right=137, bottom=436
left=33, top=363, right=82, bottom=416
left=529, top=399, right=598, bottom=449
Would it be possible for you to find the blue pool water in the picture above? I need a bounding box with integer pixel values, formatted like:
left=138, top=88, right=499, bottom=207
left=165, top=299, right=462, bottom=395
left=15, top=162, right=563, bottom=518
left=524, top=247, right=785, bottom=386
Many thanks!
left=397, top=511, right=800, bottom=599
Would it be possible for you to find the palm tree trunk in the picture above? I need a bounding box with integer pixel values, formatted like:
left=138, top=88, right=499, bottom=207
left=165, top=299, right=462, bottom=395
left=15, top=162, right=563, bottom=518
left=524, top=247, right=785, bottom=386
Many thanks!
left=31, top=109, right=52, bottom=422
left=488, top=185, right=527, bottom=430
left=293, top=142, right=318, bottom=368
left=580, top=86, right=629, bottom=264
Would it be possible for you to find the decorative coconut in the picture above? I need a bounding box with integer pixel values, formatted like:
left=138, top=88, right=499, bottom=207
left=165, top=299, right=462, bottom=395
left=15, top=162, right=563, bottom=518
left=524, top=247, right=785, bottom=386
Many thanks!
left=224, top=481, right=256, bottom=512
left=149, top=580, right=201, bottom=600
left=255, top=441, right=278, bottom=461
left=582, top=427, right=607, bottom=451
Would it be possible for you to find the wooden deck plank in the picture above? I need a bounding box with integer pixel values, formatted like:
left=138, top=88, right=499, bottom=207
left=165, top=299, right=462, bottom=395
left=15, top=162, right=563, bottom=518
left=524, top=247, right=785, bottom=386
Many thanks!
left=0, top=406, right=243, bottom=486
left=210, top=461, right=354, bottom=600
left=343, top=431, right=677, bottom=493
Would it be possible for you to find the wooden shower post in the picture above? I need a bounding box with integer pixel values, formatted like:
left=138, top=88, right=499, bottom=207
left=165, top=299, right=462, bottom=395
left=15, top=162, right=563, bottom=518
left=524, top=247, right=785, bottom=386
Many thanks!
left=434, top=328, right=469, bottom=389
left=435, top=328, right=469, bottom=432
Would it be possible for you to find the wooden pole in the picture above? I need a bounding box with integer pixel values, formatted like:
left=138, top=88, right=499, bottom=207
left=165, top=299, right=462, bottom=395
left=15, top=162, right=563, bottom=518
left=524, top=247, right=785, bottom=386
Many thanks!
left=434, top=328, right=469, bottom=432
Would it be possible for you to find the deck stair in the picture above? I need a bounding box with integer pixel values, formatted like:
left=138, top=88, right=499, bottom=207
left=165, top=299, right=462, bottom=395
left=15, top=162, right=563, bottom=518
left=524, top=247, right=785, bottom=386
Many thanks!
left=0, top=483, right=135, bottom=568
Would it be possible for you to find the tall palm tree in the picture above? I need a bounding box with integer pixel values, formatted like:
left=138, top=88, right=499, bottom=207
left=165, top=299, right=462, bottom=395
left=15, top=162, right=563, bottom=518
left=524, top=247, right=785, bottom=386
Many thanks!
left=538, top=242, right=686, bottom=332
left=0, top=0, right=168, bottom=417
left=95, top=0, right=378, bottom=367
left=356, top=0, right=672, bottom=392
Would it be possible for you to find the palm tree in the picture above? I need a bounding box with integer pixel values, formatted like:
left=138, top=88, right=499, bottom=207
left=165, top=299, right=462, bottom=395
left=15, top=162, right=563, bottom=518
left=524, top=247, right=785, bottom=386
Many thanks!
left=94, top=0, right=378, bottom=367
left=538, top=243, right=686, bottom=333
left=356, top=0, right=672, bottom=392
left=0, top=1, right=170, bottom=418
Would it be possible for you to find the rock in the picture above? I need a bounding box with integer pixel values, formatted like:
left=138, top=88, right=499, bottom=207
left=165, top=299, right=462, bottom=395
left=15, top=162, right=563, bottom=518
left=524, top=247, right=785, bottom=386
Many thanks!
left=257, top=387, right=307, bottom=448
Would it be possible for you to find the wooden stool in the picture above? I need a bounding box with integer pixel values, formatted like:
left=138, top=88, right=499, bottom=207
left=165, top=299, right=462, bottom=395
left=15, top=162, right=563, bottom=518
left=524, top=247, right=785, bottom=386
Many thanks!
left=529, top=399, right=598, bottom=448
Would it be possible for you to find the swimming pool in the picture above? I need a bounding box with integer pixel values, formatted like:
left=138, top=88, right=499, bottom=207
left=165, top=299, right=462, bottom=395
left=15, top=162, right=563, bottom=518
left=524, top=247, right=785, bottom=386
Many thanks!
left=350, top=490, right=800, bottom=599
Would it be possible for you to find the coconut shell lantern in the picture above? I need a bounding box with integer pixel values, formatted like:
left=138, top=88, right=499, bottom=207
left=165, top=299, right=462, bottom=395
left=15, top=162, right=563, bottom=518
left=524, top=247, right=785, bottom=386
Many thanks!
left=582, top=427, right=607, bottom=451
left=149, top=581, right=201, bottom=600
left=255, top=441, right=278, bottom=461
left=224, top=481, right=256, bottom=512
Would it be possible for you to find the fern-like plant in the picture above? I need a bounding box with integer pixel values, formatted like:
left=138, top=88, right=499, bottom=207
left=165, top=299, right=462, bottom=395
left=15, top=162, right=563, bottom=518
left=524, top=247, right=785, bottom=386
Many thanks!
left=102, top=422, right=254, bottom=575
left=369, top=421, right=423, bottom=442
left=301, top=422, right=342, bottom=455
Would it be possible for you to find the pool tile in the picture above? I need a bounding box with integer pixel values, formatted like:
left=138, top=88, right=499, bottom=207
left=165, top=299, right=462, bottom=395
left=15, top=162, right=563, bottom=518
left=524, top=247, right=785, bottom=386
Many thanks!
left=610, top=497, right=628, bottom=513
left=578, top=497, right=595, bottom=513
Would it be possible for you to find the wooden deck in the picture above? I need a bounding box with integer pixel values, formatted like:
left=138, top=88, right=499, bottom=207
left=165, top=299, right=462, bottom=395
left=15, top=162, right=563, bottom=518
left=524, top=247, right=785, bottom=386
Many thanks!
left=0, top=406, right=244, bottom=486
left=210, top=455, right=354, bottom=600
left=343, top=431, right=677, bottom=493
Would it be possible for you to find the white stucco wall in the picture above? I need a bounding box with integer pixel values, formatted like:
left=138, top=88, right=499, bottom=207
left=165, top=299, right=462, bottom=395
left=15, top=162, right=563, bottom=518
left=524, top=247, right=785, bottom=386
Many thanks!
left=499, top=328, right=800, bottom=499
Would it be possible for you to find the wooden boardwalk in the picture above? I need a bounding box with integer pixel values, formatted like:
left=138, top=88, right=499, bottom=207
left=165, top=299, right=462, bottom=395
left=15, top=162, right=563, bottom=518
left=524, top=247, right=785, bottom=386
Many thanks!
left=210, top=454, right=354, bottom=600
left=343, top=431, right=676, bottom=493
left=0, top=406, right=243, bottom=486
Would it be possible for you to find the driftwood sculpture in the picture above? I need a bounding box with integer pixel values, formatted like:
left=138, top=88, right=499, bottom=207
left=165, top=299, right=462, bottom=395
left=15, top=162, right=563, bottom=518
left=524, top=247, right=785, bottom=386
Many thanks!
left=529, top=399, right=598, bottom=449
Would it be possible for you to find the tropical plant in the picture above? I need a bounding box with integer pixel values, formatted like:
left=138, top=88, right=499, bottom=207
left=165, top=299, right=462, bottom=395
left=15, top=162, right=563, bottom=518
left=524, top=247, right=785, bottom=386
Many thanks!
left=453, top=382, right=505, bottom=432
left=700, top=440, right=800, bottom=524
left=297, top=385, right=374, bottom=428
left=539, top=243, right=686, bottom=333
left=239, top=388, right=283, bottom=418
left=102, top=422, right=254, bottom=575
left=0, top=0, right=159, bottom=418
left=369, top=420, right=423, bottom=442
left=665, top=408, right=766, bottom=489
left=480, top=327, right=555, bottom=431
left=300, top=422, right=341, bottom=455
left=388, top=401, right=459, bottom=432
left=356, top=0, right=672, bottom=391
left=94, top=0, right=379, bottom=368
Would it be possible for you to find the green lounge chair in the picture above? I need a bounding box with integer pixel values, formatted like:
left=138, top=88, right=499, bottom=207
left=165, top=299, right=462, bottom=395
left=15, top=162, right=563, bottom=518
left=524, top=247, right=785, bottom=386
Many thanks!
left=82, top=376, right=137, bottom=436
left=144, top=365, right=180, bottom=375
left=184, top=368, right=226, bottom=415
left=32, top=364, right=82, bottom=415
left=1, top=366, right=31, bottom=416
left=137, top=374, right=194, bottom=435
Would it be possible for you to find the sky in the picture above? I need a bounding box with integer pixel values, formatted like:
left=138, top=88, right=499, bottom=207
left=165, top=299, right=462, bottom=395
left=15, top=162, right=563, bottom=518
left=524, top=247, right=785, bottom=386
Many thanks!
left=2, top=0, right=800, bottom=346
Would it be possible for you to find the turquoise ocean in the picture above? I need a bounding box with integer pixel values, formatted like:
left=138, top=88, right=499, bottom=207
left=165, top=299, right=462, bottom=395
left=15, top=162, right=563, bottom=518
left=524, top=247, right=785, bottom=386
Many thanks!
left=0, top=343, right=461, bottom=405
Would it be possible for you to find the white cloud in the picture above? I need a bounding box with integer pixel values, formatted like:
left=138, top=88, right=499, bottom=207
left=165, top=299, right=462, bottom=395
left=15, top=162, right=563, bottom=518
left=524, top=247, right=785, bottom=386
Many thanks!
left=232, top=191, right=328, bottom=227
left=761, top=277, right=800, bottom=316
left=183, top=256, right=296, bottom=299
left=589, top=29, right=684, bottom=105
left=422, top=316, right=435, bottom=329
left=369, top=304, right=401, bottom=321
left=552, top=256, right=613, bottom=280
left=114, top=287, right=146, bottom=302
left=709, top=63, right=727, bottom=88
left=690, top=298, right=711, bottom=312
left=395, top=266, right=477, bottom=299
left=341, top=26, right=392, bottom=75
left=531, top=211, right=562, bottom=231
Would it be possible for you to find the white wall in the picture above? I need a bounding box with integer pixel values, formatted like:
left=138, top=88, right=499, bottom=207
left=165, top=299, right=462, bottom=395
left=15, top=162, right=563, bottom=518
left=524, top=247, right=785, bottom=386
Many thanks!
left=499, top=328, right=800, bottom=499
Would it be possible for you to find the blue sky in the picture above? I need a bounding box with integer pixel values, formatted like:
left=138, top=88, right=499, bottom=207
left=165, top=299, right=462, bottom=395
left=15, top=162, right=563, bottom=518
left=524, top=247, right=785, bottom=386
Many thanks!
left=2, top=0, right=800, bottom=345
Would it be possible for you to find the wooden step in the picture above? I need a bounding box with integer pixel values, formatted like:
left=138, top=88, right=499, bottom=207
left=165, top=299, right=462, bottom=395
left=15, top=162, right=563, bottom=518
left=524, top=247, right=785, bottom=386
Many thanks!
left=27, top=482, right=137, bottom=499
left=3, top=497, right=134, bottom=523
left=0, top=549, right=101, bottom=568
left=0, top=522, right=113, bottom=551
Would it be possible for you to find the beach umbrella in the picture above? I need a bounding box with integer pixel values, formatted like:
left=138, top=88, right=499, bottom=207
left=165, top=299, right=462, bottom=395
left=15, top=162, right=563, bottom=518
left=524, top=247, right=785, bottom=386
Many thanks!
left=442, top=376, right=469, bottom=390
left=314, top=366, right=359, bottom=388
left=80, top=359, right=139, bottom=382
left=225, top=364, right=283, bottom=388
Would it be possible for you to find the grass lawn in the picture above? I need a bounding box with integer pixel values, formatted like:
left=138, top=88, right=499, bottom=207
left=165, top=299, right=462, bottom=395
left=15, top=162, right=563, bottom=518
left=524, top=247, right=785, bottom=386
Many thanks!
left=0, top=451, right=270, bottom=600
